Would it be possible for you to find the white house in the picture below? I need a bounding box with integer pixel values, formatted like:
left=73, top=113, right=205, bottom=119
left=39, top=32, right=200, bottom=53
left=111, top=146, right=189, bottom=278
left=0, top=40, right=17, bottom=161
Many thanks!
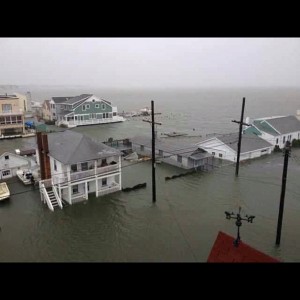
left=244, top=115, right=300, bottom=149
left=196, top=132, right=273, bottom=162
left=0, top=152, right=33, bottom=180
left=37, top=130, right=122, bottom=211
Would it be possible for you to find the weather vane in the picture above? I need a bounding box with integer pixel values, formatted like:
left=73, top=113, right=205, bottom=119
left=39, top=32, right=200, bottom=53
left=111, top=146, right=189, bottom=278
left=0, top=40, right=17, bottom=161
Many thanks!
left=225, top=207, right=255, bottom=247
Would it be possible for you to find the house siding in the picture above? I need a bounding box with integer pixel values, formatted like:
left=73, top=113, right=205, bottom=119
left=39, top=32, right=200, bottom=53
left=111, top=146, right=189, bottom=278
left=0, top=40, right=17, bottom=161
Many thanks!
left=74, top=101, right=112, bottom=115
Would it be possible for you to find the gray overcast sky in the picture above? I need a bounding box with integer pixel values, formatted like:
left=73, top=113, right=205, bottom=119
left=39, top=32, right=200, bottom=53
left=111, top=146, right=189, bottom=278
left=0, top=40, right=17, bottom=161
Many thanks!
left=1, top=38, right=300, bottom=88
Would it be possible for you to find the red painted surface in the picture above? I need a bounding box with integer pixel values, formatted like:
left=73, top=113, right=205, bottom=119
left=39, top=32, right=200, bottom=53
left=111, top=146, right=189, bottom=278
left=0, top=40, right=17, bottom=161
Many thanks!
left=207, top=231, right=280, bottom=263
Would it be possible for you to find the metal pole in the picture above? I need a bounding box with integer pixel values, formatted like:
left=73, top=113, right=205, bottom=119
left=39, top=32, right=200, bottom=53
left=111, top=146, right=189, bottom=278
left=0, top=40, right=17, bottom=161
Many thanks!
left=276, top=141, right=291, bottom=246
left=151, top=100, right=156, bottom=203
left=235, top=97, right=246, bottom=177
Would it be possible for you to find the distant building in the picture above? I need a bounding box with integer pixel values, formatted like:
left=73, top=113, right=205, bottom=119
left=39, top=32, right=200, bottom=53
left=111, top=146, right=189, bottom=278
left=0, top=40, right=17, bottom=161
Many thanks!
left=196, top=132, right=273, bottom=162
left=131, top=136, right=213, bottom=170
left=49, top=96, right=73, bottom=121
left=42, top=100, right=51, bottom=121
left=207, top=231, right=280, bottom=262
left=0, top=94, right=25, bottom=136
left=37, top=131, right=122, bottom=211
left=244, top=115, right=300, bottom=149
left=53, top=94, right=125, bottom=127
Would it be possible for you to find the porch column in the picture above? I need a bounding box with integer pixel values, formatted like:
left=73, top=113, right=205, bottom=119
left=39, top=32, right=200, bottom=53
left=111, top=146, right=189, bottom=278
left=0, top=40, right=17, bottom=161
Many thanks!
left=68, top=185, right=72, bottom=205
left=95, top=178, right=98, bottom=197
left=119, top=156, right=122, bottom=189
left=85, top=181, right=88, bottom=200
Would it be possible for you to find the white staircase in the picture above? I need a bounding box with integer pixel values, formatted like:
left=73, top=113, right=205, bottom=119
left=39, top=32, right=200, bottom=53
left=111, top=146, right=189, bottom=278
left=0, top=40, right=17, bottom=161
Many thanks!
left=46, top=187, right=62, bottom=210
left=39, top=179, right=63, bottom=211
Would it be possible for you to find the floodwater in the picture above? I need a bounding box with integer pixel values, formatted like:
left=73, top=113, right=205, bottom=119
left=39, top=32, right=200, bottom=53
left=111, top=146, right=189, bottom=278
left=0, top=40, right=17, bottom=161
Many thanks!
left=0, top=87, right=300, bottom=262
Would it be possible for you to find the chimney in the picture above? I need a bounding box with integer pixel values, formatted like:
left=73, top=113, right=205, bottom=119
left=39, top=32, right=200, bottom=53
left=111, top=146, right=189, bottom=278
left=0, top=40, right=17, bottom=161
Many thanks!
left=36, top=132, right=51, bottom=180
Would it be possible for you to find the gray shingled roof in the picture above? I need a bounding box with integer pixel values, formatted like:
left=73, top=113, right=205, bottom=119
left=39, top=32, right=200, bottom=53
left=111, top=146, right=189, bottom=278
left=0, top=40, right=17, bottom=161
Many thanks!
left=63, top=94, right=92, bottom=105
left=215, top=132, right=272, bottom=153
left=48, top=130, right=120, bottom=164
left=52, top=97, right=74, bottom=103
left=131, top=136, right=211, bottom=159
left=265, top=115, right=300, bottom=134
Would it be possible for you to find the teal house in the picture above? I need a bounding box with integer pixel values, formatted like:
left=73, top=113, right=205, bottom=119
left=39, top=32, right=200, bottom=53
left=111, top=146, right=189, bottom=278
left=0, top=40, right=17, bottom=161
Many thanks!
left=55, top=94, right=125, bottom=128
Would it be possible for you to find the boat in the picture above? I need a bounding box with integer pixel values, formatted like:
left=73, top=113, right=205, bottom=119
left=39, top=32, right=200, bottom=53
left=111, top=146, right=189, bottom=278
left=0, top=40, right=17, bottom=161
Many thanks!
left=0, top=182, right=10, bottom=201
left=16, top=169, right=34, bottom=185
left=140, top=107, right=151, bottom=116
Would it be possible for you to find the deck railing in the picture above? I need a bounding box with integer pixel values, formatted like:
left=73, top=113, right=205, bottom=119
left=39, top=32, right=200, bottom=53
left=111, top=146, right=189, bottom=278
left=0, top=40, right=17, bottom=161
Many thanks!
left=52, top=163, right=120, bottom=185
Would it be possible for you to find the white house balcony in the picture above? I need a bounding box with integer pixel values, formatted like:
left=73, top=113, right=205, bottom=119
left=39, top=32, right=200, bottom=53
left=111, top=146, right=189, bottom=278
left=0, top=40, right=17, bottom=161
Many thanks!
left=52, top=163, right=120, bottom=185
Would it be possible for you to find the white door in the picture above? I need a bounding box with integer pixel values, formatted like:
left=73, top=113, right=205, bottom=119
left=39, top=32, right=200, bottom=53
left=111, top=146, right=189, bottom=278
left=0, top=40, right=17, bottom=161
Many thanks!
left=1, top=169, right=12, bottom=179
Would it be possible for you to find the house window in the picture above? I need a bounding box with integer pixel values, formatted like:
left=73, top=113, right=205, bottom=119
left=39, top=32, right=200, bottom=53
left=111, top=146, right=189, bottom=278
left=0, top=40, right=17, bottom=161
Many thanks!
left=219, top=153, right=223, bottom=158
left=2, top=104, right=12, bottom=113
left=276, top=138, right=279, bottom=145
left=82, top=105, right=86, bottom=111
left=54, top=160, right=57, bottom=171
left=283, top=136, right=286, bottom=144
left=53, top=104, right=55, bottom=109
left=95, top=104, right=99, bottom=108
left=101, top=103, right=105, bottom=110
left=212, top=152, right=215, bottom=156
left=87, top=182, right=90, bottom=191
left=113, top=112, right=117, bottom=116
left=53, top=113, right=56, bottom=116
left=101, top=158, right=107, bottom=167
left=4, top=155, right=9, bottom=160
left=92, top=99, right=95, bottom=102
left=177, top=155, right=182, bottom=163
left=86, top=104, right=90, bottom=109
left=102, top=178, right=107, bottom=186
left=71, top=164, right=77, bottom=172
left=72, top=185, right=79, bottom=194
left=81, top=162, right=88, bottom=171
left=2, top=170, right=11, bottom=176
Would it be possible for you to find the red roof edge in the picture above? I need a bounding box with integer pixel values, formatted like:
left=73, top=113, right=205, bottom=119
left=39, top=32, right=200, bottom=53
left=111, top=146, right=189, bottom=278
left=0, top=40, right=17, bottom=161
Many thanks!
left=207, top=231, right=280, bottom=263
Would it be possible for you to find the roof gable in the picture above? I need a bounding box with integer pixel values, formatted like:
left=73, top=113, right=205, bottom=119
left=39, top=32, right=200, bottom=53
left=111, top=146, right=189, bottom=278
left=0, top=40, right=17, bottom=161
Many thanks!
left=253, top=120, right=280, bottom=136
left=207, top=231, right=280, bottom=262
left=63, top=94, right=93, bottom=105
left=265, top=115, right=300, bottom=135
left=51, top=97, right=74, bottom=104
left=48, top=131, right=120, bottom=165
left=217, top=132, right=272, bottom=153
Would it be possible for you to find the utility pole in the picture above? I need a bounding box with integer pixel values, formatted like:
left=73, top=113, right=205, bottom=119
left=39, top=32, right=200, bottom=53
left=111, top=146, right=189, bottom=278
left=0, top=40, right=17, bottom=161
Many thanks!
left=231, top=97, right=251, bottom=177
left=276, top=141, right=291, bottom=246
left=143, top=100, right=161, bottom=203
left=225, top=207, right=255, bottom=247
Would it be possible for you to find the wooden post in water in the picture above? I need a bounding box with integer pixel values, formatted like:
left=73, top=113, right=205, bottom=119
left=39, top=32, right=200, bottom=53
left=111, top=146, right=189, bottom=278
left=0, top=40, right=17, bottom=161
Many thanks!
left=142, top=101, right=161, bottom=203
left=231, top=97, right=250, bottom=177
left=276, top=141, right=291, bottom=246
